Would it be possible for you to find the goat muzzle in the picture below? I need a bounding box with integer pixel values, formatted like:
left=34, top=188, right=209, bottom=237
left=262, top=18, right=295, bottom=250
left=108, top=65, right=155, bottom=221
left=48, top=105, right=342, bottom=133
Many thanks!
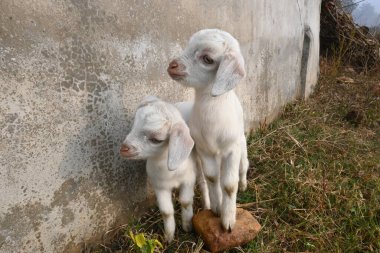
left=120, top=143, right=137, bottom=158
left=167, top=59, right=187, bottom=80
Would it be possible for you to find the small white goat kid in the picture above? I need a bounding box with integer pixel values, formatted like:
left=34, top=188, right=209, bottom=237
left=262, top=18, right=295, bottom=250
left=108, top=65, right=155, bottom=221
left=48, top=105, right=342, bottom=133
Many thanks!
left=120, top=96, right=209, bottom=242
left=167, top=29, right=249, bottom=231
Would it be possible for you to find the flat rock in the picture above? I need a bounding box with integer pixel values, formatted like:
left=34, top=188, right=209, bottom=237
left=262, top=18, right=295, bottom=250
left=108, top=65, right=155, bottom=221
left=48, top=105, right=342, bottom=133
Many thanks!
left=192, top=208, right=261, bottom=253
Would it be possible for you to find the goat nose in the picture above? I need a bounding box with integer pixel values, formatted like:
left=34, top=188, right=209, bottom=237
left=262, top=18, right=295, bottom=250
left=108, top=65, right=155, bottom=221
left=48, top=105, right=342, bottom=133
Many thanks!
left=168, top=60, right=178, bottom=69
left=120, top=143, right=130, bottom=152
left=120, top=143, right=137, bottom=158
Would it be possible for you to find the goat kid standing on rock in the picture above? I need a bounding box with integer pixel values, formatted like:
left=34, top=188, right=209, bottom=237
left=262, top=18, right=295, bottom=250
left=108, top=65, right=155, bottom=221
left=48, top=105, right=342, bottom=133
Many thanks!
left=168, top=29, right=249, bottom=232
left=120, top=96, right=209, bottom=242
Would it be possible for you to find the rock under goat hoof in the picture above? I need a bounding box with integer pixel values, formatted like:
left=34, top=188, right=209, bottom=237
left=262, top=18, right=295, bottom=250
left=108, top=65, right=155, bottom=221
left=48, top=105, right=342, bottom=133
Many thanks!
left=192, top=208, right=261, bottom=253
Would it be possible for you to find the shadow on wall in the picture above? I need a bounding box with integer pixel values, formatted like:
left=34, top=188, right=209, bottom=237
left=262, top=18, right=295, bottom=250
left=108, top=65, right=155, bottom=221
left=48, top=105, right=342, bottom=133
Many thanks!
left=55, top=35, right=150, bottom=234
left=0, top=34, right=151, bottom=253
left=299, top=26, right=313, bottom=100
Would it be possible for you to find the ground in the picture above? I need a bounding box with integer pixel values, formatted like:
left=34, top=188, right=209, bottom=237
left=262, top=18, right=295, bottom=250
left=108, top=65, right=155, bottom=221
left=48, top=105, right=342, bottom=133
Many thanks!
left=85, top=61, right=380, bottom=253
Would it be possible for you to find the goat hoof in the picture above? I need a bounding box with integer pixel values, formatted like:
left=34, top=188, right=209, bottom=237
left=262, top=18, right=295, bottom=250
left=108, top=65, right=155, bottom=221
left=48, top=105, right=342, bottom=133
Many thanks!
left=164, top=232, right=174, bottom=243
left=211, top=205, right=221, bottom=217
left=221, top=213, right=236, bottom=232
left=182, top=221, right=193, bottom=232
left=239, top=180, right=247, bottom=191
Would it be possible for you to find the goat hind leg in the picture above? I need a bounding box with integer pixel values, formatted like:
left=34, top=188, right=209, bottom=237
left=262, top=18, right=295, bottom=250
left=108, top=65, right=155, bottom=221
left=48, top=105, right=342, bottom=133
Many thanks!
left=179, top=183, right=194, bottom=232
left=198, top=152, right=222, bottom=216
left=196, top=156, right=211, bottom=209
left=239, top=135, right=249, bottom=192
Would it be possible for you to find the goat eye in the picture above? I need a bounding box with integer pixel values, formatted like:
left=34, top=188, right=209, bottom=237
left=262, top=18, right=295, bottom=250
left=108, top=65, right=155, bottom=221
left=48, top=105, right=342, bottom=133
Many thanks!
left=202, top=55, right=214, bottom=64
left=149, top=138, right=164, bottom=144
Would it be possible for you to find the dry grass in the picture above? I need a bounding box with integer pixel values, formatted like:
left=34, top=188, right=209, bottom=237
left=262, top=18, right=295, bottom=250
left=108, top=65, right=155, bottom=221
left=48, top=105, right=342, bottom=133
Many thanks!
left=242, top=63, right=380, bottom=252
left=85, top=61, right=380, bottom=253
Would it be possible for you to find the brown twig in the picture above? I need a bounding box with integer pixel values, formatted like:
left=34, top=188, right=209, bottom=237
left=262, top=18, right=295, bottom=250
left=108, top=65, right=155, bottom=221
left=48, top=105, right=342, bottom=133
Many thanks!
left=237, top=198, right=280, bottom=208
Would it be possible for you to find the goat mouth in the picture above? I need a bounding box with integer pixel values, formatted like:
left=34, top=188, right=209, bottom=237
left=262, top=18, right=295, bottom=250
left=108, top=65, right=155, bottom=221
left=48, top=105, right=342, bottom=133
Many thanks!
left=168, top=72, right=187, bottom=81
left=120, top=151, right=139, bottom=158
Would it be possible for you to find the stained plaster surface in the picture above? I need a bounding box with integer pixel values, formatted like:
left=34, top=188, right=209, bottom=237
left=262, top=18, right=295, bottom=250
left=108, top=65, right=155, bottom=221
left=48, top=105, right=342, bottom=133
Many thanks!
left=0, top=0, right=321, bottom=252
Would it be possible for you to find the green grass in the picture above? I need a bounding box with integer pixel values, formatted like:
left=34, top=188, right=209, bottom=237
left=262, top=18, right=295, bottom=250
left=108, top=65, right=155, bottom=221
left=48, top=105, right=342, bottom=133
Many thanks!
left=242, top=67, right=380, bottom=252
left=86, top=65, right=380, bottom=253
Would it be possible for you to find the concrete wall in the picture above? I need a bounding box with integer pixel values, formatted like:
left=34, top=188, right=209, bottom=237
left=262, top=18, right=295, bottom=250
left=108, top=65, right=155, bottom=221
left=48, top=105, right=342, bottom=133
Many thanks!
left=0, top=0, right=321, bottom=252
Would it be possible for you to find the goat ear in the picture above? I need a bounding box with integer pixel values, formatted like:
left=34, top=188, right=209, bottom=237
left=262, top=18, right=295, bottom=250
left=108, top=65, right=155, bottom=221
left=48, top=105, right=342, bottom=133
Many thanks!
left=211, top=50, right=245, bottom=97
left=138, top=95, right=159, bottom=109
left=167, top=122, right=194, bottom=171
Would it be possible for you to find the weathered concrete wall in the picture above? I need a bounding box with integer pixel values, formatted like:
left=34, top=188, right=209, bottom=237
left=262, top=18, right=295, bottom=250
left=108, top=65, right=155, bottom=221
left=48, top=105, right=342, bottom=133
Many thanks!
left=0, top=0, right=321, bottom=252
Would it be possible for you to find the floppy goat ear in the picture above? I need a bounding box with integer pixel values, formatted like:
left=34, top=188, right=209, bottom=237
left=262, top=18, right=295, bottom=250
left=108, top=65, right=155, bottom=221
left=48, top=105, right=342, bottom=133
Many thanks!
left=167, top=122, right=194, bottom=171
left=211, top=49, right=245, bottom=97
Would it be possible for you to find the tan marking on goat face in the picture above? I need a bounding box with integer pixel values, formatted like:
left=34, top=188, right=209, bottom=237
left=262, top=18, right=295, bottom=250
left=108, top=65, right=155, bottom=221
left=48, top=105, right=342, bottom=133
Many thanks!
left=145, top=121, right=170, bottom=140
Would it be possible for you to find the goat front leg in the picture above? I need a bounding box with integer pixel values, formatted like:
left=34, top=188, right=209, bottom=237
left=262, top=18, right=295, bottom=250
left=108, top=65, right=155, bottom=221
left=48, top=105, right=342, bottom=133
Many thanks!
left=239, top=135, right=249, bottom=191
left=198, top=152, right=222, bottom=216
left=155, top=189, right=175, bottom=242
left=179, top=183, right=194, bottom=232
left=221, top=147, right=241, bottom=231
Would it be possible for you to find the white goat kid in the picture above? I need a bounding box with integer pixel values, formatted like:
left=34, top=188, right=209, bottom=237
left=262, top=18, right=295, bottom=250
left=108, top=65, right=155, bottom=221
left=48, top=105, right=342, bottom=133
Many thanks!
left=167, top=29, right=249, bottom=231
left=175, top=101, right=211, bottom=210
left=120, top=96, right=206, bottom=242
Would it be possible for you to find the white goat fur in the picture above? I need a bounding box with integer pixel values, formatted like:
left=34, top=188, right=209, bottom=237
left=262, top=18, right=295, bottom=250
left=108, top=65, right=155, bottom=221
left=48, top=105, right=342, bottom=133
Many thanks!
left=168, top=29, right=249, bottom=231
left=121, top=96, right=209, bottom=242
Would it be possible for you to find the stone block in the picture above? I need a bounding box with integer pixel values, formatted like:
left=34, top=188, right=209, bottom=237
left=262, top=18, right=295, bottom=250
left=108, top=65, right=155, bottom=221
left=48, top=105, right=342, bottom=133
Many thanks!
left=192, top=208, right=261, bottom=253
